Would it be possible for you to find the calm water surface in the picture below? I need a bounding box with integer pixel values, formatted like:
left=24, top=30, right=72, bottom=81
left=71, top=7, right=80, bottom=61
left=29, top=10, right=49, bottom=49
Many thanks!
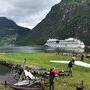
left=0, top=64, right=10, bottom=75
left=0, top=64, right=14, bottom=84
left=0, top=46, right=45, bottom=53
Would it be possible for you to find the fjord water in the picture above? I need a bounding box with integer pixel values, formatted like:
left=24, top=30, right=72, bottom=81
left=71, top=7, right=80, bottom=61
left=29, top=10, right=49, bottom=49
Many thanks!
left=0, top=46, right=44, bottom=53
left=0, top=64, right=10, bottom=75
left=0, top=64, right=12, bottom=84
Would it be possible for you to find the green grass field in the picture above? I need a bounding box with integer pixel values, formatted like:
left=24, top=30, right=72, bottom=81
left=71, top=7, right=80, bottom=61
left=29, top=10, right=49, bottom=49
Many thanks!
left=0, top=52, right=90, bottom=90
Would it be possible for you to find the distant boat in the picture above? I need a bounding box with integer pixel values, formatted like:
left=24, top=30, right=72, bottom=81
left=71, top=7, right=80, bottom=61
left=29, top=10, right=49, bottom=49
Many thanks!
left=45, top=38, right=85, bottom=53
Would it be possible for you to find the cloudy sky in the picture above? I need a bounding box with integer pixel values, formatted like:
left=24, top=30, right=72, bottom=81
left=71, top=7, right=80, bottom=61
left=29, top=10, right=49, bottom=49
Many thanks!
left=0, top=0, right=61, bottom=29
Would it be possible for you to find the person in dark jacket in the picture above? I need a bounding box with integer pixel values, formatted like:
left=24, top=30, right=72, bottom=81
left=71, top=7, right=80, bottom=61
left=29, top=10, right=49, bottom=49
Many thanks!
left=68, top=57, right=75, bottom=76
left=80, top=54, right=84, bottom=61
left=49, top=68, right=55, bottom=90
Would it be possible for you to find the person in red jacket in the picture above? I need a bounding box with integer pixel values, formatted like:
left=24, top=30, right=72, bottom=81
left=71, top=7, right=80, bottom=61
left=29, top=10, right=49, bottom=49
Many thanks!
left=48, top=68, right=59, bottom=76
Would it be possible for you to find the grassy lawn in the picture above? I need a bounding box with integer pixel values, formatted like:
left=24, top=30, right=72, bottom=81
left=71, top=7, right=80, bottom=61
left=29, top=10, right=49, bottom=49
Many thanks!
left=0, top=52, right=90, bottom=90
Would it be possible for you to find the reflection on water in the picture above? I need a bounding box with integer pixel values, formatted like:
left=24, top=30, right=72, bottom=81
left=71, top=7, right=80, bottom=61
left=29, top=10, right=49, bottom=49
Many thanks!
left=0, top=64, right=11, bottom=84
left=0, top=64, right=17, bottom=84
left=0, top=46, right=89, bottom=53
left=0, top=64, right=10, bottom=75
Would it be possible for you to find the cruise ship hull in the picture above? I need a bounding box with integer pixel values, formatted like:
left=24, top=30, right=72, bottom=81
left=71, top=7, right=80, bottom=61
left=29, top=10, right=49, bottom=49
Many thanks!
left=45, top=46, right=84, bottom=53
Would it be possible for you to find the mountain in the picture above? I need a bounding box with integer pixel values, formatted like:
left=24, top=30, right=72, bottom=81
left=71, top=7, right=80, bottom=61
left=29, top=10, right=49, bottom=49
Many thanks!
left=0, top=17, right=31, bottom=46
left=25, top=0, right=90, bottom=45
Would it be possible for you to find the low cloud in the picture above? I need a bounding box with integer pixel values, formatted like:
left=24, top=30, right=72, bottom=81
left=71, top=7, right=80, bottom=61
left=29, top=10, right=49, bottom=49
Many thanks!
left=0, top=0, right=61, bottom=29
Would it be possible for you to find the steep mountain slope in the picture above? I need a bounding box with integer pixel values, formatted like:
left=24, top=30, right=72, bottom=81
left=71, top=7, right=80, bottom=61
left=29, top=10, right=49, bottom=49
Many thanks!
left=25, top=0, right=90, bottom=45
left=0, top=17, right=31, bottom=46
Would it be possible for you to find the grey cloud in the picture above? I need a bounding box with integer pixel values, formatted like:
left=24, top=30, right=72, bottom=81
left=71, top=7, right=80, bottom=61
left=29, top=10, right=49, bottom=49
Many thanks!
left=0, top=0, right=61, bottom=29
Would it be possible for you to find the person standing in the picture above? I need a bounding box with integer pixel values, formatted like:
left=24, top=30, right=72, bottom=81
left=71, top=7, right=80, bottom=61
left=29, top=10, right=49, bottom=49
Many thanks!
left=68, top=57, right=75, bottom=76
left=49, top=68, right=55, bottom=90
left=80, top=54, right=84, bottom=61
left=4, top=81, right=7, bottom=90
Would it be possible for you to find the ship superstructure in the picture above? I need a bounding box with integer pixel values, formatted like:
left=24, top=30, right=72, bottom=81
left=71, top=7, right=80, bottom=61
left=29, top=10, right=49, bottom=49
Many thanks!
left=45, top=38, right=85, bottom=53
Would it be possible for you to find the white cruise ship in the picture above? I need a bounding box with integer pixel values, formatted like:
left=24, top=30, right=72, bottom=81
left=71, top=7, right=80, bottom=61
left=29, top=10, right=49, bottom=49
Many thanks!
left=45, top=38, right=85, bottom=53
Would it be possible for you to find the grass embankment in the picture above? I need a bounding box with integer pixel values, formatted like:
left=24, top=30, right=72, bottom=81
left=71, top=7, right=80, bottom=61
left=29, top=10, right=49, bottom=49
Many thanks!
left=0, top=52, right=90, bottom=90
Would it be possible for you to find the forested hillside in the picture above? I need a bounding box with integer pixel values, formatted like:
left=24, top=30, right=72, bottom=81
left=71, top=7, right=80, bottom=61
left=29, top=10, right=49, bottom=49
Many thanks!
left=0, top=17, right=31, bottom=46
left=24, top=0, right=90, bottom=45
